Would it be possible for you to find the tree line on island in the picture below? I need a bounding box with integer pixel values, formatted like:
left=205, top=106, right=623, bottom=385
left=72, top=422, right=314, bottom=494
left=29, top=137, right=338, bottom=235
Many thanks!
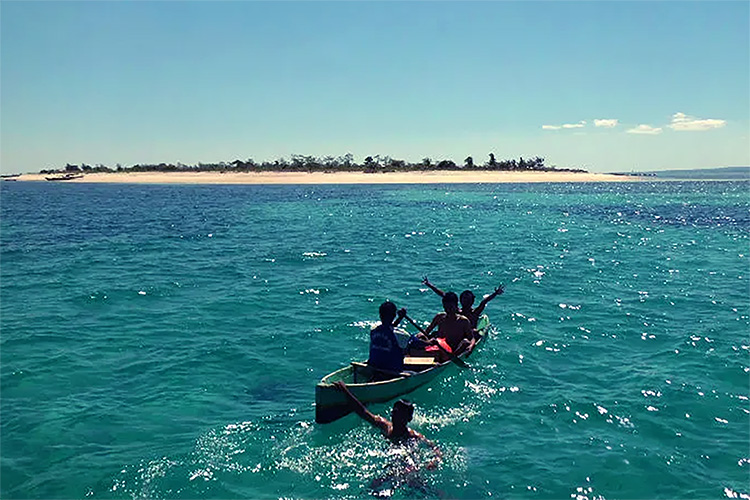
left=39, top=153, right=586, bottom=175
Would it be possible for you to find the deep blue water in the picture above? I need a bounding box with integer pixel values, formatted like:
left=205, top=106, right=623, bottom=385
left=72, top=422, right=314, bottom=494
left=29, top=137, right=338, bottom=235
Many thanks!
left=1, top=180, right=748, bottom=499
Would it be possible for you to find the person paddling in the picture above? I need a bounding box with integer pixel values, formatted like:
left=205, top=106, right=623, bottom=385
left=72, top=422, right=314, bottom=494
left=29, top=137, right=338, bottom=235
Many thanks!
left=332, top=381, right=441, bottom=469
left=368, top=301, right=408, bottom=378
left=422, top=276, right=504, bottom=328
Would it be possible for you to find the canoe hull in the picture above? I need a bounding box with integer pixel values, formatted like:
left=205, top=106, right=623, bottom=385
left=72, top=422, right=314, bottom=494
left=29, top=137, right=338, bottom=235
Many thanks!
left=315, top=315, right=490, bottom=423
left=315, top=362, right=450, bottom=423
left=45, top=174, right=83, bottom=181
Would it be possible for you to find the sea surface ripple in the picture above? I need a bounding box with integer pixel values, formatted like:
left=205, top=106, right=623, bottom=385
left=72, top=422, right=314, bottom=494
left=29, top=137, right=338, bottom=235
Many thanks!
left=1, top=181, right=748, bottom=499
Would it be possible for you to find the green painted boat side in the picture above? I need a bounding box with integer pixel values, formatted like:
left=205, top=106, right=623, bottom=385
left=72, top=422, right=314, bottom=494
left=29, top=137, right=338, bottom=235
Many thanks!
left=315, top=315, right=490, bottom=423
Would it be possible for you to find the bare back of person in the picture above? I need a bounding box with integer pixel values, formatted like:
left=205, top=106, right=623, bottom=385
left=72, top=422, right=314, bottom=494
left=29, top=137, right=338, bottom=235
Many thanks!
left=333, top=381, right=442, bottom=470
left=371, top=415, right=428, bottom=445
left=408, top=291, right=475, bottom=360
left=430, top=312, right=473, bottom=352
left=422, top=277, right=504, bottom=330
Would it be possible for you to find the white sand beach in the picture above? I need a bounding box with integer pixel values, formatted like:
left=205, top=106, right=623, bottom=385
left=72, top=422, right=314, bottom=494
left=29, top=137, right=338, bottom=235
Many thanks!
left=16, top=170, right=639, bottom=185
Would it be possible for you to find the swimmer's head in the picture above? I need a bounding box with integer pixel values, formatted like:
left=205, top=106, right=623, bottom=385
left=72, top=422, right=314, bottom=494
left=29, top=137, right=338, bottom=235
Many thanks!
left=392, top=399, right=414, bottom=424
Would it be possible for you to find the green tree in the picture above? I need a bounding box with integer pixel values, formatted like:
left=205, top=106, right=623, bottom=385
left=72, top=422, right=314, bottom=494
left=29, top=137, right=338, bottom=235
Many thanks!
left=388, top=159, right=406, bottom=170
left=339, top=153, right=355, bottom=168
left=436, top=159, right=456, bottom=170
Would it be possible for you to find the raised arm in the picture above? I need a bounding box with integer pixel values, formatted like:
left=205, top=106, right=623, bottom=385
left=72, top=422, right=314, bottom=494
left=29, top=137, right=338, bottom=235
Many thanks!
left=422, top=276, right=446, bottom=298
left=474, top=284, right=504, bottom=316
left=333, top=381, right=388, bottom=432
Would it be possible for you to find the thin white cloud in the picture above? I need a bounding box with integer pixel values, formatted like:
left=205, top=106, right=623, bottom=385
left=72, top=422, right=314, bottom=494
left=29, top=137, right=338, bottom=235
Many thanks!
left=563, top=121, right=586, bottom=129
left=594, top=119, right=618, bottom=128
left=669, top=112, right=726, bottom=131
left=626, top=124, right=663, bottom=135
left=542, top=120, right=586, bottom=130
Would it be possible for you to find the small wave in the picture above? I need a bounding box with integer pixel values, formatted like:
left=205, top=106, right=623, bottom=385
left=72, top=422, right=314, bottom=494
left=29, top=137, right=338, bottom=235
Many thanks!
left=725, top=487, right=750, bottom=499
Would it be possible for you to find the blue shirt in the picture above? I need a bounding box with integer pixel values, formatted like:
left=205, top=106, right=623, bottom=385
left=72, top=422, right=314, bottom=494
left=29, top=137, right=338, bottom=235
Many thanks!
left=369, top=323, right=404, bottom=372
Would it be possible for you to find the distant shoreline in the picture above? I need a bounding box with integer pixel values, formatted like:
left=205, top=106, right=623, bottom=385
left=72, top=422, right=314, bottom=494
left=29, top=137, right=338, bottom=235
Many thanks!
left=14, top=170, right=642, bottom=185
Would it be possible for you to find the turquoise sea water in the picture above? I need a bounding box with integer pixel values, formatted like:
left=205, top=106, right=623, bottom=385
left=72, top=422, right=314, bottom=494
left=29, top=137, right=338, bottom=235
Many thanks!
left=1, top=181, right=748, bottom=499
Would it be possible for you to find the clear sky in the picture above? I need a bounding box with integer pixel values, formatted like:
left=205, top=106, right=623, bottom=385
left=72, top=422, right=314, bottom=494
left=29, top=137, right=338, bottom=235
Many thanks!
left=1, top=1, right=748, bottom=174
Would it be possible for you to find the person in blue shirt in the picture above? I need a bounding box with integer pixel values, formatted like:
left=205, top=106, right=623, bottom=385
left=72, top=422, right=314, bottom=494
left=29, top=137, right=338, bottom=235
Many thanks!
left=369, top=301, right=407, bottom=376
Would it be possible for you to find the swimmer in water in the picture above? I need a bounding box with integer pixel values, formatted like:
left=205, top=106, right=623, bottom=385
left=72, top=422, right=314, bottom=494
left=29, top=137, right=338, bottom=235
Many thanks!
left=332, top=381, right=441, bottom=470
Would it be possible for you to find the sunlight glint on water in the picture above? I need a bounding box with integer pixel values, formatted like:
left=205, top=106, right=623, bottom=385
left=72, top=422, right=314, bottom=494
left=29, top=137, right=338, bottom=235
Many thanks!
left=1, top=181, right=748, bottom=499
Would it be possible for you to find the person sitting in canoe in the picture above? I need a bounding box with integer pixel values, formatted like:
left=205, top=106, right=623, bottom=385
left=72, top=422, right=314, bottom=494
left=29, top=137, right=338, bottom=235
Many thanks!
left=332, top=381, right=441, bottom=470
left=368, top=301, right=408, bottom=377
left=422, top=276, right=504, bottom=328
left=411, top=292, right=475, bottom=361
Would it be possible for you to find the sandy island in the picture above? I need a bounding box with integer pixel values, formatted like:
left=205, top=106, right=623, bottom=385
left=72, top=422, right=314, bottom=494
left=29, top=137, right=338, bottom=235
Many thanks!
left=15, top=170, right=639, bottom=185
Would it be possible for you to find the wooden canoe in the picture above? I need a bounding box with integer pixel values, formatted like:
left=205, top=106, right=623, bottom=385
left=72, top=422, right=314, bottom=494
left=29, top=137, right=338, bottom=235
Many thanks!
left=45, top=174, right=84, bottom=181
left=315, top=315, right=490, bottom=424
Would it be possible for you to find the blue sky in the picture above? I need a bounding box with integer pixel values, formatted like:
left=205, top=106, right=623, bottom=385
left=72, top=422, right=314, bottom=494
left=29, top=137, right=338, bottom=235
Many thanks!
left=1, top=1, right=748, bottom=174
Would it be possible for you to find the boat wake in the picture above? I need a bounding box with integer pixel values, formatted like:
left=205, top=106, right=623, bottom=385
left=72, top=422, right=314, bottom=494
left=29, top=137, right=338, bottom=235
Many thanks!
left=101, top=412, right=461, bottom=499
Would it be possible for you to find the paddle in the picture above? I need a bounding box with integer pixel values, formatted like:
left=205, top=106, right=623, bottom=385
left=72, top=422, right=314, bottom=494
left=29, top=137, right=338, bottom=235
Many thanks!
left=403, top=314, right=470, bottom=369
left=403, top=313, right=426, bottom=334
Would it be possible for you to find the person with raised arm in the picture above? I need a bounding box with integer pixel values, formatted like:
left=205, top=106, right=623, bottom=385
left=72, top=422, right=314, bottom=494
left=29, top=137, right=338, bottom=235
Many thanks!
left=332, top=381, right=441, bottom=469
left=422, top=277, right=504, bottom=328
left=418, top=292, right=475, bottom=358
left=421, top=276, right=447, bottom=298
